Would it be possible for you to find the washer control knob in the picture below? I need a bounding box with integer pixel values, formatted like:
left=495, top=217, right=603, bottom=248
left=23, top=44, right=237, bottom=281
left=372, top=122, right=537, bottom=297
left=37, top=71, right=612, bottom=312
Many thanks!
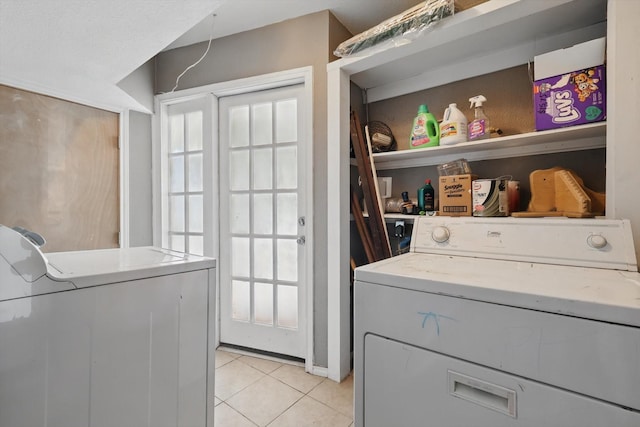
left=587, top=234, right=607, bottom=249
left=432, top=226, right=450, bottom=243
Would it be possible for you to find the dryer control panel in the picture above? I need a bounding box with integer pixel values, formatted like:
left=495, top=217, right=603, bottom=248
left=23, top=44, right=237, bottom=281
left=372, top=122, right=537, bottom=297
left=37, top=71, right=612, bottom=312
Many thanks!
left=410, top=217, right=638, bottom=271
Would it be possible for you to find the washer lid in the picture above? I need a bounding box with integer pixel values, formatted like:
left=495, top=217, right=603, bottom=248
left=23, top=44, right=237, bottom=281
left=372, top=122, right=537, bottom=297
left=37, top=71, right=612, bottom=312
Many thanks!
left=46, top=247, right=216, bottom=288
left=0, top=225, right=48, bottom=283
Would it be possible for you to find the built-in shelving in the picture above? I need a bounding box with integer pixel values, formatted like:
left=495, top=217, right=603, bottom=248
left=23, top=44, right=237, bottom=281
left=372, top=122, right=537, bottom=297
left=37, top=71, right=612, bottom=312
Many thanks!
left=331, top=0, right=606, bottom=103
left=327, top=0, right=616, bottom=382
left=359, top=122, right=606, bottom=170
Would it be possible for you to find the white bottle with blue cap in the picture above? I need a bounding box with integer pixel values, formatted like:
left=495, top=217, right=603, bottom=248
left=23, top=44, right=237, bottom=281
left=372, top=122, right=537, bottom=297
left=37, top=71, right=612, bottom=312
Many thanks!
left=440, top=103, right=468, bottom=145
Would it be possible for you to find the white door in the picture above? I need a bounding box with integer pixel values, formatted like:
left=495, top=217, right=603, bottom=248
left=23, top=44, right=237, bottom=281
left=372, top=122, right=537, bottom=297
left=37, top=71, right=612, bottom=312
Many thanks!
left=160, top=96, right=213, bottom=257
left=218, top=84, right=308, bottom=359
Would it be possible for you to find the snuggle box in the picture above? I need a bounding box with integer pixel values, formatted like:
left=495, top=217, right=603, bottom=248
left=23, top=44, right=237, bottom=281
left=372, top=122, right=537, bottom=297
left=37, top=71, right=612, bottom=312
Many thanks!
left=533, top=38, right=606, bottom=131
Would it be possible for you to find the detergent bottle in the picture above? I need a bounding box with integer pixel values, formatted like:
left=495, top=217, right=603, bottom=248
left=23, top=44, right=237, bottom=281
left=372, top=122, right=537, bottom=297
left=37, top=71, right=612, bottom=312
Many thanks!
left=417, top=179, right=435, bottom=212
left=468, top=95, right=490, bottom=141
left=409, top=104, right=439, bottom=149
left=439, top=103, right=468, bottom=145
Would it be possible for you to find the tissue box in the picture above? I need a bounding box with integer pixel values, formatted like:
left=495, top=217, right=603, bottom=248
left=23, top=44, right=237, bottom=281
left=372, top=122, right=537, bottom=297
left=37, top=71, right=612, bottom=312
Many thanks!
left=439, top=174, right=477, bottom=216
left=533, top=38, right=606, bottom=131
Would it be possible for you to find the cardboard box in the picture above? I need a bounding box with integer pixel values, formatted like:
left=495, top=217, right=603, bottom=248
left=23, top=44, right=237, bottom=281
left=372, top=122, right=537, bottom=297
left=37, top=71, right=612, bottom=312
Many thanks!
left=533, top=38, right=606, bottom=131
left=439, top=174, right=477, bottom=216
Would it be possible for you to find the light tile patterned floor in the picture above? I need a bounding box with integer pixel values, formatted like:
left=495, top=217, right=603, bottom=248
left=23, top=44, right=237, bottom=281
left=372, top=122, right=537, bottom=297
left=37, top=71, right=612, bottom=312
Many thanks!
left=214, top=348, right=354, bottom=427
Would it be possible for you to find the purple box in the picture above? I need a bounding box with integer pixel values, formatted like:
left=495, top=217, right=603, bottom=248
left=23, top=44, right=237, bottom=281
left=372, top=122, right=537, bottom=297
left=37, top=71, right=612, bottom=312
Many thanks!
left=534, top=65, right=606, bottom=131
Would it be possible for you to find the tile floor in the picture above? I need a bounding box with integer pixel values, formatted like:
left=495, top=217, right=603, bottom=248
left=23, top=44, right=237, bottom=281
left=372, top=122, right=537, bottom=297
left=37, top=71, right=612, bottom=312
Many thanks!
left=214, top=348, right=354, bottom=427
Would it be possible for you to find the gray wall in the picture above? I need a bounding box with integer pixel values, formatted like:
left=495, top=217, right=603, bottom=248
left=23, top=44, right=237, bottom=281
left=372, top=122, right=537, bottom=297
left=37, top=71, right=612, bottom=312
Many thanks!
left=155, top=11, right=352, bottom=368
left=117, top=53, right=155, bottom=248
left=128, top=111, right=153, bottom=247
left=118, top=58, right=155, bottom=113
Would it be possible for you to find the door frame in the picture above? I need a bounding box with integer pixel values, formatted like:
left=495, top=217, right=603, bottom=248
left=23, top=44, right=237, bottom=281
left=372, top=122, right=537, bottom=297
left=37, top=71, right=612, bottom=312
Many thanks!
left=154, top=66, right=316, bottom=372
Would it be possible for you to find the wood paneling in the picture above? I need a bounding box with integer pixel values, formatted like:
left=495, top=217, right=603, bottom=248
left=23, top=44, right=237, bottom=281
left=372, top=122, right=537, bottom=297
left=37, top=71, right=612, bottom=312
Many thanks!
left=0, top=85, right=119, bottom=252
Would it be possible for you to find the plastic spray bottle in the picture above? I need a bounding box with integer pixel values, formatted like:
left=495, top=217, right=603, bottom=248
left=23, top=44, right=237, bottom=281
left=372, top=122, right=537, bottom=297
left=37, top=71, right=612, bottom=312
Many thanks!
left=409, top=104, right=439, bottom=149
left=468, top=95, right=490, bottom=141
left=440, top=103, right=468, bottom=145
left=417, top=179, right=435, bottom=212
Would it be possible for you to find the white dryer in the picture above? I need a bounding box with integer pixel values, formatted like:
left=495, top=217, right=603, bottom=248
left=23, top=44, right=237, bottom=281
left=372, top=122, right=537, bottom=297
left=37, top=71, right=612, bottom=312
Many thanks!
left=0, top=225, right=216, bottom=427
left=354, top=216, right=640, bottom=427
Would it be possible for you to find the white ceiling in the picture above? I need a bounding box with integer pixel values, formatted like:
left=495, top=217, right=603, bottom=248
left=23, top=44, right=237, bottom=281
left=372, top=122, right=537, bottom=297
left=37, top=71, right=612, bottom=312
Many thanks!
left=0, top=0, right=419, bottom=112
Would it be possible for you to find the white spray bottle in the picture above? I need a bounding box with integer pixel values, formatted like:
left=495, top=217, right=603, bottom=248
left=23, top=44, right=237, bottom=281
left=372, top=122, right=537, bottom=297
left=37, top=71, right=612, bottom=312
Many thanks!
left=468, top=95, right=490, bottom=141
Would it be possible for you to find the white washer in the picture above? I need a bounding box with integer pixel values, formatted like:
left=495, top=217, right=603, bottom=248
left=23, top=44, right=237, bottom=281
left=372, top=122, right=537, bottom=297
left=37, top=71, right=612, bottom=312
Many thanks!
left=0, top=225, right=216, bottom=427
left=354, top=216, right=640, bottom=427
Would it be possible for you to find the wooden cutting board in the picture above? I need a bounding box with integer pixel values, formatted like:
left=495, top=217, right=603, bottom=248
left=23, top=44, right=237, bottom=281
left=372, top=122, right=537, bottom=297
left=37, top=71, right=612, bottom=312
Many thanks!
left=527, top=167, right=562, bottom=212
left=554, top=169, right=591, bottom=215
left=512, top=167, right=604, bottom=218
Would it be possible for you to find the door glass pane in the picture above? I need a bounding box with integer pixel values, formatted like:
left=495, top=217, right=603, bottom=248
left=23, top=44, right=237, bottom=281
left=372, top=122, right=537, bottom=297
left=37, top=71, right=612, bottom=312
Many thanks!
left=232, top=237, right=250, bottom=277
left=170, top=155, right=184, bottom=192
left=189, top=195, right=203, bottom=233
left=186, top=111, right=203, bottom=151
left=229, top=105, right=250, bottom=147
left=276, top=99, right=297, bottom=143
left=170, top=195, right=185, bottom=232
left=277, top=285, right=298, bottom=329
left=231, top=194, right=250, bottom=234
left=276, top=145, right=297, bottom=189
left=254, top=238, right=273, bottom=279
left=252, top=102, right=272, bottom=146
left=230, top=150, right=250, bottom=191
left=254, top=282, right=273, bottom=326
left=169, top=114, right=184, bottom=153
left=277, top=194, right=297, bottom=235
left=188, top=154, right=203, bottom=192
left=189, top=236, right=203, bottom=256
left=253, top=148, right=272, bottom=190
left=253, top=194, right=273, bottom=235
left=170, top=235, right=185, bottom=253
left=277, top=239, right=298, bottom=282
left=232, top=280, right=250, bottom=322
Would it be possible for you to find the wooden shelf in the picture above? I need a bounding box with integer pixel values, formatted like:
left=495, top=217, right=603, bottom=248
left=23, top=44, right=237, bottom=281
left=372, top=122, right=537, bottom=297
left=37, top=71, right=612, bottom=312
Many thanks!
left=351, top=122, right=606, bottom=170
